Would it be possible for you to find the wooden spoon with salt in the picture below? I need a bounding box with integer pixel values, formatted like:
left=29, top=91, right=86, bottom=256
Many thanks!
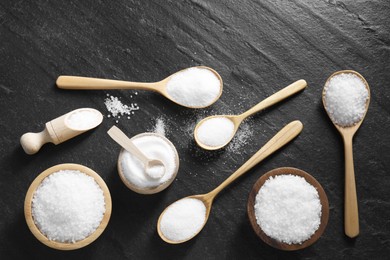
left=194, top=80, right=307, bottom=150
left=56, top=66, right=223, bottom=109
left=322, top=70, right=370, bottom=238
left=157, top=120, right=303, bottom=244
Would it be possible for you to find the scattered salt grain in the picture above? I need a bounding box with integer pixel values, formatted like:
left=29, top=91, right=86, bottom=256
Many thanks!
left=120, top=135, right=177, bottom=188
left=227, top=121, right=253, bottom=153
left=104, top=95, right=139, bottom=119
left=254, top=174, right=322, bottom=245
left=196, top=117, right=235, bottom=148
left=166, top=67, right=221, bottom=107
left=160, top=198, right=206, bottom=242
left=152, top=117, right=166, bottom=136
left=66, top=109, right=101, bottom=130
left=324, top=73, right=369, bottom=127
left=31, top=170, right=105, bottom=243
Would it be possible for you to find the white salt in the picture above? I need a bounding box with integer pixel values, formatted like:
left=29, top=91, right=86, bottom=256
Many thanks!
left=324, top=73, right=369, bottom=127
left=227, top=121, right=253, bottom=153
left=120, top=135, right=177, bottom=188
left=104, top=95, right=139, bottom=119
left=145, top=164, right=165, bottom=179
left=160, top=198, right=206, bottom=242
left=196, top=117, right=235, bottom=148
left=66, top=109, right=101, bottom=130
left=254, top=174, right=321, bottom=245
left=31, top=170, right=105, bottom=243
left=166, top=67, right=221, bottom=107
left=153, top=117, right=166, bottom=136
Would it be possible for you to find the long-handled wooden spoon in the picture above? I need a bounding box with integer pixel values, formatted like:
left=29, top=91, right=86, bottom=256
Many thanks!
left=56, top=66, right=223, bottom=109
left=194, top=80, right=307, bottom=150
left=157, top=120, right=303, bottom=244
left=322, top=70, right=370, bottom=238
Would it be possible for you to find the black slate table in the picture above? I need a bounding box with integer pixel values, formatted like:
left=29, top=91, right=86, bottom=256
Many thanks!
left=1, top=0, right=389, bottom=259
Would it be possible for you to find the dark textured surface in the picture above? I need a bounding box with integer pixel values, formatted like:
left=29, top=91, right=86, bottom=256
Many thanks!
left=1, top=0, right=389, bottom=259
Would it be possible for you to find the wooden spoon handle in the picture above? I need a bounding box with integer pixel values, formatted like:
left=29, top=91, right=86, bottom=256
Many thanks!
left=107, top=126, right=149, bottom=164
left=56, top=76, right=158, bottom=91
left=240, top=80, right=307, bottom=119
left=343, top=135, right=359, bottom=238
left=208, top=120, right=303, bottom=197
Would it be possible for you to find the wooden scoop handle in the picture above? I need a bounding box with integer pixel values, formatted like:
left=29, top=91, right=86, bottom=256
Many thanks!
left=20, top=129, right=52, bottom=155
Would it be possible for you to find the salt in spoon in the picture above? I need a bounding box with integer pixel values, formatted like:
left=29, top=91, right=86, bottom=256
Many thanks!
left=107, top=126, right=165, bottom=179
left=322, top=70, right=370, bottom=238
left=157, top=120, right=303, bottom=244
left=56, top=66, right=223, bottom=109
left=194, top=80, right=307, bottom=150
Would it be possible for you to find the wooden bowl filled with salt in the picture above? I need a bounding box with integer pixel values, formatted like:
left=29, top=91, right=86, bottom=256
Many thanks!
left=247, top=167, right=329, bottom=250
left=24, top=163, right=112, bottom=250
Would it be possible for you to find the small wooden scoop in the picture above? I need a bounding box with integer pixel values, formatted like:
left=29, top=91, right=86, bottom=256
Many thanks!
left=20, top=108, right=103, bottom=155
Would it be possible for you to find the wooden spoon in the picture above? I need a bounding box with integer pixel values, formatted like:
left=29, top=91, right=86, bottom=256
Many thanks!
left=157, top=120, right=303, bottom=244
left=322, top=70, right=370, bottom=238
left=194, top=79, right=307, bottom=150
left=24, top=163, right=112, bottom=250
left=56, top=66, right=223, bottom=109
left=247, top=167, right=329, bottom=251
left=107, top=126, right=165, bottom=179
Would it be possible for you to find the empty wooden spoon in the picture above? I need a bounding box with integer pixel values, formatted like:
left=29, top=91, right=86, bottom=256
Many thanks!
left=157, top=120, right=303, bottom=244
left=322, top=70, right=370, bottom=238
left=56, top=66, right=223, bottom=109
left=194, top=79, right=307, bottom=150
left=107, top=126, right=166, bottom=179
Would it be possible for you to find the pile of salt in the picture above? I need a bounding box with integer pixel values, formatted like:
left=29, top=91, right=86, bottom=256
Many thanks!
left=254, top=174, right=322, bottom=245
left=104, top=95, right=139, bottom=122
left=196, top=117, right=235, bottom=148
left=66, top=109, right=101, bottom=130
left=32, top=170, right=105, bottom=243
left=166, top=67, right=221, bottom=107
left=159, top=198, right=206, bottom=242
left=324, top=73, right=369, bottom=127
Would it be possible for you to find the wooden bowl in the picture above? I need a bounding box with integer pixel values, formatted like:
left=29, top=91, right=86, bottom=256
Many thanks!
left=117, top=133, right=179, bottom=194
left=247, top=167, right=329, bottom=250
left=24, top=163, right=112, bottom=250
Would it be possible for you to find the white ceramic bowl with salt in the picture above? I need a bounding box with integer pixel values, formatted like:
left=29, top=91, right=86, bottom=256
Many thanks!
left=117, top=133, right=179, bottom=194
